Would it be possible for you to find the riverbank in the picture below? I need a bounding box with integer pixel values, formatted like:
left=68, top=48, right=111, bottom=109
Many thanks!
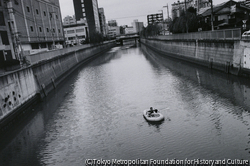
left=0, top=42, right=115, bottom=131
left=140, top=37, right=250, bottom=77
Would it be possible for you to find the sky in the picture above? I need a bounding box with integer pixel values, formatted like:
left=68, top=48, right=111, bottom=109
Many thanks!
left=59, top=0, right=232, bottom=26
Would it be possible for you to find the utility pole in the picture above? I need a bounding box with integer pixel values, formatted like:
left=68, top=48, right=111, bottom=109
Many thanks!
left=197, top=0, right=199, bottom=15
left=210, top=0, right=214, bottom=31
left=5, top=1, right=23, bottom=66
left=163, top=4, right=170, bottom=35
left=49, top=12, right=56, bottom=49
left=184, top=0, right=187, bottom=12
left=158, top=10, right=164, bottom=35
left=184, top=0, right=188, bottom=33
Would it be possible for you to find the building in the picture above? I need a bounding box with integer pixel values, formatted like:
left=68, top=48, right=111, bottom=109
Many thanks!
left=63, top=15, right=77, bottom=25
left=63, top=20, right=88, bottom=46
left=132, top=20, right=144, bottom=33
left=73, top=0, right=101, bottom=37
left=98, top=8, right=107, bottom=37
left=108, top=20, right=118, bottom=27
left=147, top=13, right=163, bottom=25
left=0, top=0, right=15, bottom=70
left=125, top=27, right=135, bottom=34
left=196, top=0, right=210, bottom=12
left=198, top=0, right=250, bottom=30
left=107, top=26, right=120, bottom=38
left=172, top=0, right=210, bottom=20
left=7, top=0, right=64, bottom=55
left=107, top=19, right=119, bottom=38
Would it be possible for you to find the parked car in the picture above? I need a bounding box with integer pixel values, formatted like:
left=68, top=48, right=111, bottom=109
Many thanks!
left=242, top=30, right=250, bottom=37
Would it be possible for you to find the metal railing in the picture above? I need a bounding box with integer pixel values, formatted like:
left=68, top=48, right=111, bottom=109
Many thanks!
left=153, top=28, right=242, bottom=40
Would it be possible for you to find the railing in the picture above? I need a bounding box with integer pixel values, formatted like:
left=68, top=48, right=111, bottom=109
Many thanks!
left=153, top=28, right=242, bottom=40
left=25, top=41, right=114, bottom=65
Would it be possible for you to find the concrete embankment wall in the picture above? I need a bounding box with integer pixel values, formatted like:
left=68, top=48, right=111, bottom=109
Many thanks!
left=0, top=68, right=38, bottom=125
left=0, top=42, right=115, bottom=127
left=141, top=38, right=250, bottom=76
left=141, top=44, right=250, bottom=112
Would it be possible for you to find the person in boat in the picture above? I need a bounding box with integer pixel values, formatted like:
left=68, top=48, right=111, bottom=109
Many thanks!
left=154, top=109, right=158, bottom=113
left=148, top=107, right=154, bottom=116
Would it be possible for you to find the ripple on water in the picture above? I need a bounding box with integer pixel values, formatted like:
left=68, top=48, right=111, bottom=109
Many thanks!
left=2, top=47, right=250, bottom=166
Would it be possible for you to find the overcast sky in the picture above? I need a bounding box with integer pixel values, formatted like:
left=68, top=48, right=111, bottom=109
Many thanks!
left=59, top=0, right=233, bottom=26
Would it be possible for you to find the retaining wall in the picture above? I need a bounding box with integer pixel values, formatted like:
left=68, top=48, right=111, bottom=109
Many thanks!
left=140, top=38, right=249, bottom=76
left=0, top=68, right=38, bottom=124
left=0, top=42, right=115, bottom=127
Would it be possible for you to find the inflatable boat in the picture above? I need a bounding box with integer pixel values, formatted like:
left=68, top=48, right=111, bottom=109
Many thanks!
left=143, top=109, right=164, bottom=122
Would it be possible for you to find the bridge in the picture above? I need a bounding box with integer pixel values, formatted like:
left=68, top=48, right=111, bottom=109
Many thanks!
left=115, top=33, right=140, bottom=45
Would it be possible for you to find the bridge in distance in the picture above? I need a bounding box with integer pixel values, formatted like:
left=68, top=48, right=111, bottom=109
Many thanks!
left=115, top=33, right=140, bottom=45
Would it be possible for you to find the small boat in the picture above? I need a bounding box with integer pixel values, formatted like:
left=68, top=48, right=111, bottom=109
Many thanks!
left=143, top=109, right=164, bottom=122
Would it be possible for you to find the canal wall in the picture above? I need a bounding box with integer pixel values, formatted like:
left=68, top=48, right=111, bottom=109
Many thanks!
left=140, top=38, right=250, bottom=77
left=142, top=44, right=250, bottom=115
left=0, top=42, right=115, bottom=128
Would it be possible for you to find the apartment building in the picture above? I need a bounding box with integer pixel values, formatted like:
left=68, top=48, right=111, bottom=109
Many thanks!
left=73, top=0, right=101, bottom=37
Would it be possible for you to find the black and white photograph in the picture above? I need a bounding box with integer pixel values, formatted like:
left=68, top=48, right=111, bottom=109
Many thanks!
left=0, top=0, right=250, bottom=165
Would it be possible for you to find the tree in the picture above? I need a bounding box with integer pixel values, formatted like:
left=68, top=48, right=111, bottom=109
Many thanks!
left=169, top=7, right=199, bottom=34
left=142, top=23, right=161, bottom=37
left=89, top=31, right=103, bottom=44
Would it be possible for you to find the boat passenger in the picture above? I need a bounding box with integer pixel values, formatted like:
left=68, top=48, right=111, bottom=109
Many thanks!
left=148, top=107, right=154, bottom=116
left=154, top=109, right=158, bottom=113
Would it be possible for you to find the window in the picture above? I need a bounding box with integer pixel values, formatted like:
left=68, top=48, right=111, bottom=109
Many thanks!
left=39, top=27, right=42, bottom=32
left=218, top=15, right=227, bottom=21
left=56, top=15, right=58, bottom=19
left=0, top=34, right=2, bottom=45
left=53, top=28, right=55, bottom=33
left=76, top=29, right=84, bottom=33
left=82, top=8, right=85, bottom=12
left=14, top=0, right=19, bottom=5
left=30, top=26, right=33, bottom=32
left=27, top=6, right=30, bottom=12
left=44, top=11, right=46, bottom=16
left=36, top=9, right=39, bottom=15
left=67, top=30, right=75, bottom=34
left=0, top=31, right=10, bottom=45
left=68, top=37, right=75, bottom=40
left=0, top=12, right=5, bottom=26
left=78, top=35, right=85, bottom=39
left=82, top=4, right=84, bottom=7
left=46, top=28, right=49, bottom=32
left=81, top=0, right=84, bottom=3
left=58, top=29, right=61, bottom=33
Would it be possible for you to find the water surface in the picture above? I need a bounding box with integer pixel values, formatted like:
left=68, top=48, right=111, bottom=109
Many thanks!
left=0, top=44, right=250, bottom=165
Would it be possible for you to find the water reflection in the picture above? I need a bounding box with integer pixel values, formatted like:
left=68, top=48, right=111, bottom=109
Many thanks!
left=1, top=44, right=250, bottom=165
left=141, top=44, right=250, bottom=156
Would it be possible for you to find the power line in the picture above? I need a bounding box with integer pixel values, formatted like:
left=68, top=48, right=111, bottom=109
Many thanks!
left=108, top=14, right=148, bottom=20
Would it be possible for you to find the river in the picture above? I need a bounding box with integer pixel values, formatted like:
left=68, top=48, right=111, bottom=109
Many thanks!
left=0, top=43, right=250, bottom=165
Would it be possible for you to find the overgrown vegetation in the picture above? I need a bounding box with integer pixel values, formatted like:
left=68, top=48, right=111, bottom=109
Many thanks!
left=141, top=24, right=161, bottom=37
left=141, top=7, right=200, bottom=37
left=169, top=7, right=199, bottom=34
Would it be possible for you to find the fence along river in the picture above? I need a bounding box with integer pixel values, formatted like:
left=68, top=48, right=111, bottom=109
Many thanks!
left=0, top=44, right=250, bottom=165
